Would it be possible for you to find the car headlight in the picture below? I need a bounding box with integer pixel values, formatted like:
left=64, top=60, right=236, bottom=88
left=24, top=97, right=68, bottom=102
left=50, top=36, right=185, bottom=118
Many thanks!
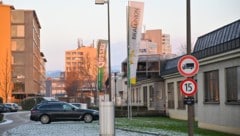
left=93, top=111, right=99, bottom=115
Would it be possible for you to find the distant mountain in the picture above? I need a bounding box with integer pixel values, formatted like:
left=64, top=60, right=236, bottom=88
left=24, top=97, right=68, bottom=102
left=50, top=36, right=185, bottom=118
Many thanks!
left=46, top=70, right=62, bottom=78
left=46, top=65, right=121, bottom=78
left=111, top=65, right=121, bottom=73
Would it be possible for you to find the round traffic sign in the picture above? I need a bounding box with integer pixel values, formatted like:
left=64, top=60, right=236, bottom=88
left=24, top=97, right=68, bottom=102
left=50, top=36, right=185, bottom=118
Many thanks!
left=178, top=55, right=199, bottom=77
left=180, top=78, right=197, bottom=96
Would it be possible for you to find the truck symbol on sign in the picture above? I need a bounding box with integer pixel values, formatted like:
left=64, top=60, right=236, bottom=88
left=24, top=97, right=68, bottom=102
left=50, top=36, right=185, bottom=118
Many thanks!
left=182, top=63, right=194, bottom=70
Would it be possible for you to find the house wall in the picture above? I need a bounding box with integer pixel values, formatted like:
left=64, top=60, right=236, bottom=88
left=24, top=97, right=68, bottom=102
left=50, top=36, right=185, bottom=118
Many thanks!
left=122, top=79, right=166, bottom=112
left=142, top=81, right=165, bottom=111
left=164, top=75, right=198, bottom=121
left=197, top=51, right=240, bottom=135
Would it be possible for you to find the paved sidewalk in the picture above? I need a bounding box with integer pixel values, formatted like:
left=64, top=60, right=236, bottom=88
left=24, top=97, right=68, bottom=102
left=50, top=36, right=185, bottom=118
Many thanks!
left=3, top=121, right=156, bottom=136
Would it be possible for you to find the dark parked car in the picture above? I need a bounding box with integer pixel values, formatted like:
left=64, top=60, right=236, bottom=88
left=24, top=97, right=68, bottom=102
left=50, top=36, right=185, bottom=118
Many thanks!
left=30, top=101, right=99, bottom=124
left=70, top=103, right=87, bottom=109
left=4, top=103, right=19, bottom=112
left=0, top=104, right=10, bottom=113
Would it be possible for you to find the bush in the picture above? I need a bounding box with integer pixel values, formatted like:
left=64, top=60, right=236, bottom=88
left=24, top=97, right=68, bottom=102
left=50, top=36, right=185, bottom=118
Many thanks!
left=21, top=97, right=44, bottom=110
left=0, top=97, right=3, bottom=103
left=0, top=113, right=4, bottom=122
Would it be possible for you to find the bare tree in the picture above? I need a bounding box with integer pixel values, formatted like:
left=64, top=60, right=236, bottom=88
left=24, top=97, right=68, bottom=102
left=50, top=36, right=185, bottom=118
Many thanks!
left=176, top=43, right=194, bottom=56
left=0, top=51, right=12, bottom=103
left=64, top=51, right=98, bottom=103
left=80, top=53, right=98, bottom=91
left=64, top=70, right=82, bottom=97
left=78, top=52, right=98, bottom=103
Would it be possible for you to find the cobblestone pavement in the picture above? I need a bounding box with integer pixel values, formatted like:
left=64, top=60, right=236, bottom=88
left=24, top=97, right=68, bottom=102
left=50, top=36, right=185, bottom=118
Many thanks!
left=3, top=121, right=155, bottom=136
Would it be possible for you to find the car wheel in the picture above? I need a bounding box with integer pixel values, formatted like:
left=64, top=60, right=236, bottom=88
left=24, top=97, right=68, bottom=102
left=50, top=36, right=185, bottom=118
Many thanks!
left=84, top=114, right=93, bottom=123
left=40, top=115, right=50, bottom=124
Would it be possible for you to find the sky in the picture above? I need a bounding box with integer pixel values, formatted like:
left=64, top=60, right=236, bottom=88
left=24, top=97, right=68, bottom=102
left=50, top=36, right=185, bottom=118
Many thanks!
left=3, top=0, right=240, bottom=71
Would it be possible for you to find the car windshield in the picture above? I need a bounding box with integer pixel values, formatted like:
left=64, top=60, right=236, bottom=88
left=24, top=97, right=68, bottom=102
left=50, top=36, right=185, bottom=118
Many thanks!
left=68, top=103, right=80, bottom=109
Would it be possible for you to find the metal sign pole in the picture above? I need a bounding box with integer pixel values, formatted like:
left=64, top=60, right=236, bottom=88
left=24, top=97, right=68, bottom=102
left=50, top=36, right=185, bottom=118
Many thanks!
left=186, top=0, right=194, bottom=136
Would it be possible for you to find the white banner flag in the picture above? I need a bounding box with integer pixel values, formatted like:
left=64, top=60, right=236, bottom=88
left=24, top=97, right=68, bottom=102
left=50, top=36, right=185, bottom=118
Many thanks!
left=128, top=1, right=144, bottom=85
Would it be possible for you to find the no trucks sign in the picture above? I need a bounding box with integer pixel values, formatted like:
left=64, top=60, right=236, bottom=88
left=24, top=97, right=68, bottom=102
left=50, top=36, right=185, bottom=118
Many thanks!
left=177, top=55, right=199, bottom=77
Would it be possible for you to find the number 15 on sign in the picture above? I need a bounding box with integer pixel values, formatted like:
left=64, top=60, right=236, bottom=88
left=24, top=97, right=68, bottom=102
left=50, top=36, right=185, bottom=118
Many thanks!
left=180, top=78, right=197, bottom=96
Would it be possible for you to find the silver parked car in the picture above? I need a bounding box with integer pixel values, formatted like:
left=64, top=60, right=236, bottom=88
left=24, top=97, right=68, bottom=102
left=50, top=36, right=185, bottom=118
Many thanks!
left=0, top=103, right=10, bottom=112
left=4, top=103, right=19, bottom=112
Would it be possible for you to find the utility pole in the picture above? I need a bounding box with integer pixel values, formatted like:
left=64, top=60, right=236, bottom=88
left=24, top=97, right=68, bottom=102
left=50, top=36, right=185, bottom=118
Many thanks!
left=187, top=0, right=194, bottom=136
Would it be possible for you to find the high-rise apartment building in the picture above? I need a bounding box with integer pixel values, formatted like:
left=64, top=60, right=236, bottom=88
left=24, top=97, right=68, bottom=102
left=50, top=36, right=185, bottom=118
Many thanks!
left=65, top=44, right=98, bottom=102
left=11, top=9, right=46, bottom=101
left=40, top=52, right=47, bottom=95
left=65, top=45, right=97, bottom=74
left=162, top=34, right=171, bottom=53
left=142, top=29, right=172, bottom=54
left=0, top=2, right=46, bottom=102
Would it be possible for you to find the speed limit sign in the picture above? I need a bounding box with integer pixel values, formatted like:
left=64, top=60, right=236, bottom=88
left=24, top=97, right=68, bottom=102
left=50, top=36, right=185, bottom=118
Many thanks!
left=180, top=78, right=197, bottom=96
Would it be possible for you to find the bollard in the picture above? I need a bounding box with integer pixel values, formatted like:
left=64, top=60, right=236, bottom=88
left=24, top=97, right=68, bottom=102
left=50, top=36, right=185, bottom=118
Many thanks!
left=99, top=101, right=115, bottom=136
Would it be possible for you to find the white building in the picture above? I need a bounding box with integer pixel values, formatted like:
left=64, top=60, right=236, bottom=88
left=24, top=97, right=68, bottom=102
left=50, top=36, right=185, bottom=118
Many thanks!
left=162, top=19, right=240, bottom=135
left=119, top=19, right=240, bottom=135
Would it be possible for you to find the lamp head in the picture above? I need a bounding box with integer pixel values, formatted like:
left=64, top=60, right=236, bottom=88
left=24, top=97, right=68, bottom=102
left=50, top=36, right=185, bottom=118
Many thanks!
left=95, top=0, right=105, bottom=5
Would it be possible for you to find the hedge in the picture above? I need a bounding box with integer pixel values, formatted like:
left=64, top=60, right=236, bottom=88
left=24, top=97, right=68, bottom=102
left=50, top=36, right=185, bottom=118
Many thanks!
left=20, top=97, right=45, bottom=110
left=0, top=113, right=4, bottom=122
left=0, top=97, right=3, bottom=103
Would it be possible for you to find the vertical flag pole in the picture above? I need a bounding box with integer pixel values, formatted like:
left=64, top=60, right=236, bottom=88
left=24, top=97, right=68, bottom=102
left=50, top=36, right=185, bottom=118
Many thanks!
left=127, top=0, right=144, bottom=119
left=126, top=4, right=131, bottom=119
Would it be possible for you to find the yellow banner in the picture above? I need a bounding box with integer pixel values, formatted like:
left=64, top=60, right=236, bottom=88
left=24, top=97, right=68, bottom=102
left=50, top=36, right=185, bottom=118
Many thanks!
left=128, top=1, right=144, bottom=85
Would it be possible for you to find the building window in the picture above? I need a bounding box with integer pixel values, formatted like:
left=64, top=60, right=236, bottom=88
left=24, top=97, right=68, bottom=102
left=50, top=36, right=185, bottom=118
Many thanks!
left=11, top=11, right=24, bottom=23
left=11, top=25, right=25, bottom=37
left=12, top=39, right=25, bottom=51
left=131, top=88, right=135, bottom=103
left=149, top=85, right=154, bottom=108
left=13, top=54, right=25, bottom=65
left=135, top=87, right=141, bottom=103
left=143, top=86, right=147, bottom=106
left=204, top=70, right=219, bottom=103
left=137, top=62, right=146, bottom=71
left=78, top=52, right=83, bottom=55
left=177, top=81, right=185, bottom=109
left=147, top=62, right=159, bottom=71
left=226, top=66, right=240, bottom=103
left=167, top=82, right=174, bottom=109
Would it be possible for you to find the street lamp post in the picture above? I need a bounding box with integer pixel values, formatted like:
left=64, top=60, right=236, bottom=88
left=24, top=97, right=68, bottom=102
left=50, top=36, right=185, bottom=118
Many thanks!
left=96, top=1, right=115, bottom=136
left=95, top=0, right=112, bottom=101
left=114, top=72, right=117, bottom=104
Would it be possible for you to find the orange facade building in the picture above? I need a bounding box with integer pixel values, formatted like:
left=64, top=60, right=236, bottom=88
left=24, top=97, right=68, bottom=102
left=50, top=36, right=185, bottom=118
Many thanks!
left=65, top=45, right=97, bottom=76
left=142, top=29, right=172, bottom=54
left=65, top=44, right=98, bottom=99
left=0, top=3, right=13, bottom=102
left=0, top=2, right=46, bottom=103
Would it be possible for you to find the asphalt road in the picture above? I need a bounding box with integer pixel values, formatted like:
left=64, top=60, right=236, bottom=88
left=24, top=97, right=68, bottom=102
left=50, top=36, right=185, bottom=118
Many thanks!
left=0, top=111, right=31, bottom=135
